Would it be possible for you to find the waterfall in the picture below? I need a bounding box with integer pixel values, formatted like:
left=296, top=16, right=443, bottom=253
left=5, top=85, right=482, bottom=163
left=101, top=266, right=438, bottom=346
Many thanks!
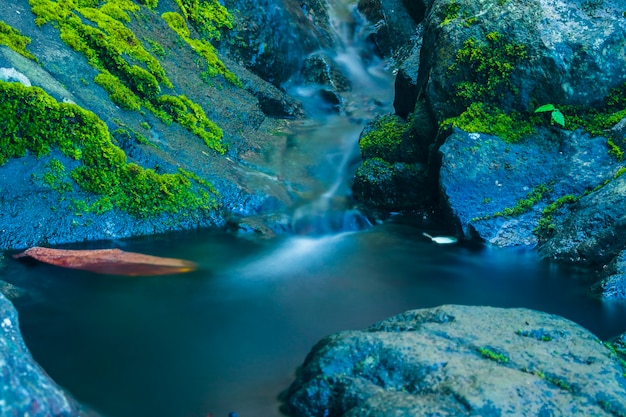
left=286, top=0, right=394, bottom=236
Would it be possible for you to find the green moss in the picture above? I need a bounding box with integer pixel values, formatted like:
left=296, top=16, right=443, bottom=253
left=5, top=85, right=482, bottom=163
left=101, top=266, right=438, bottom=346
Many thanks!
left=546, top=376, right=573, bottom=392
left=440, top=1, right=461, bottom=26
left=535, top=194, right=578, bottom=233
left=42, top=158, right=74, bottom=192
left=94, top=70, right=142, bottom=110
left=478, top=347, right=509, bottom=364
left=162, top=11, right=241, bottom=86
left=136, top=0, right=158, bottom=8
left=443, top=102, right=535, bottom=143
left=29, top=0, right=229, bottom=153
left=0, top=80, right=218, bottom=217
left=0, top=20, right=37, bottom=61
left=154, top=94, right=225, bottom=153
left=474, top=183, right=551, bottom=222
left=359, top=115, right=406, bottom=162
left=174, top=0, right=233, bottom=40
left=144, top=37, right=166, bottom=58
left=450, top=32, right=528, bottom=105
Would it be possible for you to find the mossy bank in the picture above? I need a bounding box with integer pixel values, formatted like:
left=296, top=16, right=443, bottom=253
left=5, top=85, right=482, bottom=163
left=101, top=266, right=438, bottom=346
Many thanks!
left=0, top=0, right=313, bottom=249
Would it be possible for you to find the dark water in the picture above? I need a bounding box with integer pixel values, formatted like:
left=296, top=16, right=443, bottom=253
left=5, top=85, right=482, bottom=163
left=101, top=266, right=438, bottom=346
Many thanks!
left=5, top=223, right=626, bottom=417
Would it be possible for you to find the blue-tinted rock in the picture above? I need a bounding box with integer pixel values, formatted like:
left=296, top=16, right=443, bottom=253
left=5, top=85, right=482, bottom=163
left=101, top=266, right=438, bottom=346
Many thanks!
left=284, top=305, right=626, bottom=417
left=0, top=293, right=86, bottom=416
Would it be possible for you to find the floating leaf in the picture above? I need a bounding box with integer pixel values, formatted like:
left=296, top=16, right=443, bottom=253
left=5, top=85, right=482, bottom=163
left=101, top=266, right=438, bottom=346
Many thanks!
left=13, top=247, right=197, bottom=276
left=551, top=109, right=566, bottom=127
left=534, top=104, right=556, bottom=113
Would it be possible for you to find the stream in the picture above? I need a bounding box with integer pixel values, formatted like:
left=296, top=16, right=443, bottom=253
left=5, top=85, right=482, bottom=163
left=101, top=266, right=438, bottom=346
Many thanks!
left=4, top=1, right=626, bottom=417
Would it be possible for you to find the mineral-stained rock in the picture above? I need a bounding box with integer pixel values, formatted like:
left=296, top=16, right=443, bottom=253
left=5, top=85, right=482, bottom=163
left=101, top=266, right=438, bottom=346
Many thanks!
left=283, top=305, right=626, bottom=417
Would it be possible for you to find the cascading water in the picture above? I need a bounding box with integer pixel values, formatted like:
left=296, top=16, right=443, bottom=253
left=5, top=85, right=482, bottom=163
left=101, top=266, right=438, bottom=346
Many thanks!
left=285, top=0, right=394, bottom=235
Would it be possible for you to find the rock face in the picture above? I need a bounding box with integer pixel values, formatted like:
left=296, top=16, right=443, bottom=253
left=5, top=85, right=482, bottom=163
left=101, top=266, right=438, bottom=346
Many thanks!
left=283, top=305, right=626, bottom=417
left=0, top=293, right=88, bottom=416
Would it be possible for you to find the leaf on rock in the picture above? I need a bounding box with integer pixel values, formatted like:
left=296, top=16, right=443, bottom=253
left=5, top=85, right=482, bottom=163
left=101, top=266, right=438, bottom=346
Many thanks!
left=13, top=247, right=197, bottom=276
left=534, top=104, right=556, bottom=113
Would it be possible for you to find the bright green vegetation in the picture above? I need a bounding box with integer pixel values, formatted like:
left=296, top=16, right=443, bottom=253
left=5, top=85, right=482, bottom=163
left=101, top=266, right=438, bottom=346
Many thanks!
left=478, top=347, right=509, bottom=363
left=535, top=194, right=578, bottom=233
left=534, top=104, right=566, bottom=127
left=546, top=376, right=573, bottom=392
left=359, top=115, right=406, bottom=161
left=474, top=183, right=552, bottom=222
left=449, top=31, right=528, bottom=105
left=174, top=0, right=233, bottom=40
left=162, top=10, right=241, bottom=86
left=0, top=80, right=218, bottom=217
left=440, top=1, right=461, bottom=26
left=136, top=0, right=158, bottom=8
left=94, top=70, right=142, bottom=110
left=147, top=94, right=225, bottom=152
left=42, top=158, right=74, bottom=192
left=28, top=0, right=230, bottom=153
left=0, top=20, right=37, bottom=61
left=443, top=31, right=532, bottom=141
left=443, top=102, right=535, bottom=142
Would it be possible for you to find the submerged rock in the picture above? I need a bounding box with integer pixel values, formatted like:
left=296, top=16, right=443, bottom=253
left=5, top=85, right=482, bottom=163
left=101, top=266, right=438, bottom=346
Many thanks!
left=0, top=293, right=90, bottom=416
left=283, top=305, right=626, bottom=417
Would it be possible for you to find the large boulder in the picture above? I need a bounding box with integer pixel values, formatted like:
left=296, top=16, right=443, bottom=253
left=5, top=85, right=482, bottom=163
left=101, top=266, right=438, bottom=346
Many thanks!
left=283, top=305, right=626, bottom=417
left=439, top=128, right=623, bottom=246
left=0, top=293, right=91, bottom=416
left=417, top=0, right=626, bottom=120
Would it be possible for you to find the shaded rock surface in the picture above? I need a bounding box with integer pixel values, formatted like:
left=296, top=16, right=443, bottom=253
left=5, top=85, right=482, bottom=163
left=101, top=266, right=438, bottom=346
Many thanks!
left=0, top=292, right=92, bottom=416
left=539, top=174, right=626, bottom=266
left=284, top=305, right=626, bottom=417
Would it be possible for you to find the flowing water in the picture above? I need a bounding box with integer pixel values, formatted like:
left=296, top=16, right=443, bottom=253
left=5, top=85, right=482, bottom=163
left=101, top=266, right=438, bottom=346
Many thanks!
left=4, top=1, right=626, bottom=417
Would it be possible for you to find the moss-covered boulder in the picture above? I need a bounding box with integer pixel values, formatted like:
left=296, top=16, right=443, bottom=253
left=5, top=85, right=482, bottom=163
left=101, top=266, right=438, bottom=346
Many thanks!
left=283, top=305, right=626, bottom=417
left=0, top=0, right=324, bottom=248
left=418, top=0, right=626, bottom=121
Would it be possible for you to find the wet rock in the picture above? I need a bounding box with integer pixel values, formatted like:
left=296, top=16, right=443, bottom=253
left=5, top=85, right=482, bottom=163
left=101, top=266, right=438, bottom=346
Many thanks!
left=418, top=0, right=626, bottom=120
left=222, top=0, right=333, bottom=86
left=353, top=158, right=429, bottom=211
left=0, top=293, right=89, bottom=416
left=439, top=129, right=622, bottom=246
left=356, top=0, right=420, bottom=58
left=392, top=33, right=422, bottom=118
left=283, top=305, right=626, bottom=417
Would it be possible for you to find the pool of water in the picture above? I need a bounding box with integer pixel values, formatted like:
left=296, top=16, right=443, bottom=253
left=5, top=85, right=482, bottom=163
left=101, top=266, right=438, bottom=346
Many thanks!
left=5, top=221, right=626, bottom=417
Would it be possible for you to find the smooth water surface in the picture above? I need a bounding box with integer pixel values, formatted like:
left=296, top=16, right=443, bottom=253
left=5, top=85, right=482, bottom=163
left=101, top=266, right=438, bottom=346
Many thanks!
left=6, top=223, right=626, bottom=417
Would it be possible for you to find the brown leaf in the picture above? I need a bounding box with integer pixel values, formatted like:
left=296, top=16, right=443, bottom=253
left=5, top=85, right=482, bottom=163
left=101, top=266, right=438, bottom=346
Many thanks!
left=13, top=247, right=197, bottom=276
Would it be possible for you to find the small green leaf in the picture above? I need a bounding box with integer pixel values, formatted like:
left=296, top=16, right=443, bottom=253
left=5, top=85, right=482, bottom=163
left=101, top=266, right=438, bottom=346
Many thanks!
left=535, top=104, right=556, bottom=113
left=551, top=110, right=565, bottom=127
